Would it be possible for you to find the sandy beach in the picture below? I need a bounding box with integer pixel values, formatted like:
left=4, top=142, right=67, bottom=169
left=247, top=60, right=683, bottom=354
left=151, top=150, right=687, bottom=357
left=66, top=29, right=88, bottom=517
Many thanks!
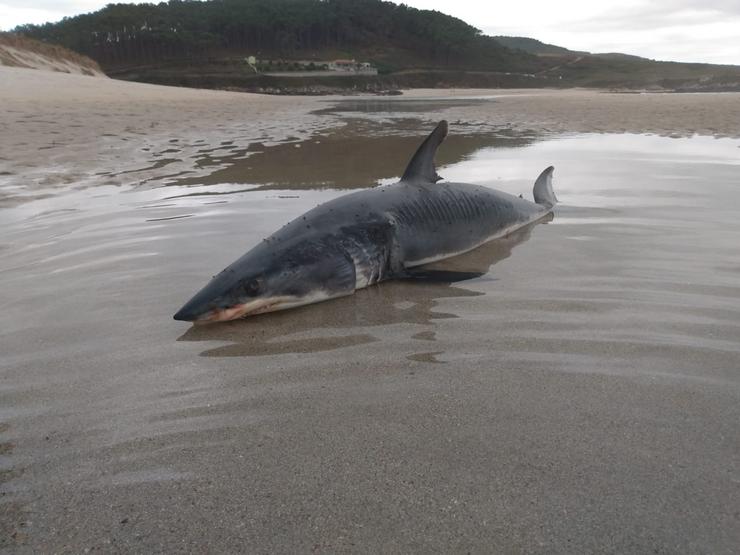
left=1, top=67, right=739, bottom=553
left=4, top=67, right=740, bottom=206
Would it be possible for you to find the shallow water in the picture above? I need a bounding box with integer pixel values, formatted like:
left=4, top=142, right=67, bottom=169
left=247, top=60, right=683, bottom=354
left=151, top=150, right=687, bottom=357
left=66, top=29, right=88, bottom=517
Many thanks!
left=2, top=124, right=739, bottom=552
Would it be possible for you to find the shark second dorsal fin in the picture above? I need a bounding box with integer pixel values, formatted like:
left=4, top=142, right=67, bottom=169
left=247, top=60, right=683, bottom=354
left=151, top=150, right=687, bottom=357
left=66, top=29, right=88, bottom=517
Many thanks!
left=401, top=120, right=448, bottom=183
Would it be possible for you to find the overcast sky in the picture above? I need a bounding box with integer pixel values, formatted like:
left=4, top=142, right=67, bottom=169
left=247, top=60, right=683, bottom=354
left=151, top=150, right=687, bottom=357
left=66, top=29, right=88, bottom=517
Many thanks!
left=1, top=0, right=739, bottom=65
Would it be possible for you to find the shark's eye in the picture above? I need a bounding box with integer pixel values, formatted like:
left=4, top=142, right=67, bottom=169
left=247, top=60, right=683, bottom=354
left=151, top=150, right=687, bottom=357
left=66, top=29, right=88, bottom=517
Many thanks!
left=244, top=278, right=261, bottom=296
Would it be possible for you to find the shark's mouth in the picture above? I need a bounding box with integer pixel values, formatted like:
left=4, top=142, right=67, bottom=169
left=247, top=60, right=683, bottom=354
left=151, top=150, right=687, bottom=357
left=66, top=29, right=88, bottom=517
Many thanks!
left=197, top=292, right=339, bottom=323
left=198, top=297, right=295, bottom=323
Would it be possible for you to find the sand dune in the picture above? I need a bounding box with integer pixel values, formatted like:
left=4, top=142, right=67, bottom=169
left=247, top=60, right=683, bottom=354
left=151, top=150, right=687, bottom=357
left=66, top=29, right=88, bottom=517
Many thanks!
left=0, top=33, right=105, bottom=76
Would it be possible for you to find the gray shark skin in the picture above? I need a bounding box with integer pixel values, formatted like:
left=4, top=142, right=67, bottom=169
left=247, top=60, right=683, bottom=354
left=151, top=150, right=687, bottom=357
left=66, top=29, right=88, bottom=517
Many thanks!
left=174, top=121, right=557, bottom=322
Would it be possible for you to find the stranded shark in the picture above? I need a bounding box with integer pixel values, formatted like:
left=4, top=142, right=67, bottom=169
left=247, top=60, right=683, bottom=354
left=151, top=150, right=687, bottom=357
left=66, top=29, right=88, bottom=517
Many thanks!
left=174, top=120, right=557, bottom=322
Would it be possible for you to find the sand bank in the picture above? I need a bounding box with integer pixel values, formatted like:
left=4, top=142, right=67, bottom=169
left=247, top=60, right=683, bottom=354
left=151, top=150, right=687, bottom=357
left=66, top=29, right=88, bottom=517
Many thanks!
left=3, top=68, right=740, bottom=209
left=401, top=88, right=740, bottom=138
left=0, top=67, right=331, bottom=207
left=0, top=33, right=105, bottom=76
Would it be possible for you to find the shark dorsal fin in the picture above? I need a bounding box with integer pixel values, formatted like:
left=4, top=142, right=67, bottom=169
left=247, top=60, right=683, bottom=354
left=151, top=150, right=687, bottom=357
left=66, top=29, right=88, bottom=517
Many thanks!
left=401, top=120, right=448, bottom=183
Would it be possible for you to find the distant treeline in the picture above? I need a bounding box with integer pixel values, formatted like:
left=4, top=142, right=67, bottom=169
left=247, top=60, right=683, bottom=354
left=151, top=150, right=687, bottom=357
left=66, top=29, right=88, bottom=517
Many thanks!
left=15, top=0, right=542, bottom=72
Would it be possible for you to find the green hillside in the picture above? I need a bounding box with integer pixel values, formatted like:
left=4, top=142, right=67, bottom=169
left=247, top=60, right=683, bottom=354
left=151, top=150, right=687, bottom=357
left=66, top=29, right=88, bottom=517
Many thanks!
left=14, top=0, right=740, bottom=93
left=15, top=0, right=543, bottom=73
left=493, top=36, right=583, bottom=57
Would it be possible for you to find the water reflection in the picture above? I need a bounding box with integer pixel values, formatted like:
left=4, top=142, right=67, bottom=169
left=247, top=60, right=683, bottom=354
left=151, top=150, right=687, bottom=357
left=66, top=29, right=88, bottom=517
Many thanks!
left=176, top=219, right=546, bottom=357
left=173, top=121, right=541, bottom=191
left=316, top=98, right=495, bottom=115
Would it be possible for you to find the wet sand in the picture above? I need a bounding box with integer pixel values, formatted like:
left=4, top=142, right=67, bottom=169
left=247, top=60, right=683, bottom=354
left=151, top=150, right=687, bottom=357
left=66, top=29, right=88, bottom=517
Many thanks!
left=400, top=88, right=740, bottom=137
left=4, top=68, right=740, bottom=206
left=0, top=66, right=333, bottom=208
left=1, top=68, right=740, bottom=553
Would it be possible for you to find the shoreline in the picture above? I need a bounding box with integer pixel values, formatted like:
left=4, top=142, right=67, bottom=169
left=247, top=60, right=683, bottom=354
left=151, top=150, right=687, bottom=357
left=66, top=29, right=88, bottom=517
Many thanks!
left=3, top=67, right=740, bottom=211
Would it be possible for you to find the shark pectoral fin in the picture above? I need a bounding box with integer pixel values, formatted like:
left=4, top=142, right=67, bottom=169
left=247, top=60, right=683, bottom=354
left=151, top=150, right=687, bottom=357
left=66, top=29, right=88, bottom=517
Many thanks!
left=401, top=120, right=448, bottom=183
left=400, top=268, right=485, bottom=283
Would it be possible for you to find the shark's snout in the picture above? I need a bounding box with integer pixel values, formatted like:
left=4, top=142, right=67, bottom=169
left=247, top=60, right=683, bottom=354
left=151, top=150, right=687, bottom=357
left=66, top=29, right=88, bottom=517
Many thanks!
left=173, top=287, right=223, bottom=322
left=173, top=300, right=211, bottom=322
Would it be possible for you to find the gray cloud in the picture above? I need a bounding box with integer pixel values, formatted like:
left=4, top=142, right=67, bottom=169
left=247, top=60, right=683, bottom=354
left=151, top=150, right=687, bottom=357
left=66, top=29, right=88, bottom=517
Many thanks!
left=566, top=2, right=740, bottom=32
left=472, top=0, right=740, bottom=64
left=2, top=0, right=96, bottom=9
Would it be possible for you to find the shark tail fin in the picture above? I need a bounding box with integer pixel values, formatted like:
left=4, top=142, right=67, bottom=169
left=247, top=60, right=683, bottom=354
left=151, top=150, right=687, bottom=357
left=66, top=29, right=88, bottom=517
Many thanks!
left=533, top=166, right=557, bottom=209
left=401, top=120, right=448, bottom=183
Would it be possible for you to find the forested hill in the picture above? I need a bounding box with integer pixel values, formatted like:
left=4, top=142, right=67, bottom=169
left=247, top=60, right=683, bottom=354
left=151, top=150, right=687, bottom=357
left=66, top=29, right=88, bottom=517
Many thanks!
left=14, top=0, right=740, bottom=93
left=493, top=36, right=585, bottom=57
left=15, top=0, right=543, bottom=73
